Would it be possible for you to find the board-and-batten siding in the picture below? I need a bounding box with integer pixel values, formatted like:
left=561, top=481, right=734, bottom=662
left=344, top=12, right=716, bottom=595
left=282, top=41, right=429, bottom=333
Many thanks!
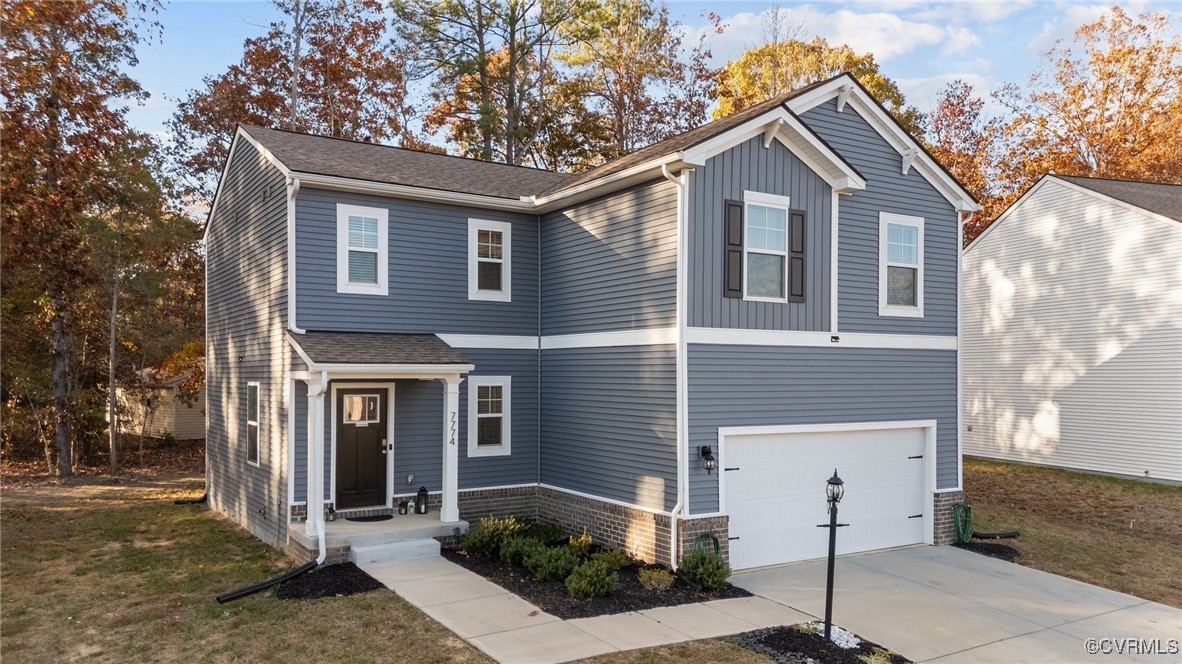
left=292, top=350, right=539, bottom=502
left=206, top=138, right=290, bottom=545
left=801, top=98, right=957, bottom=336
left=540, top=179, right=677, bottom=335
left=687, top=135, right=833, bottom=330
left=540, top=346, right=676, bottom=511
left=687, top=345, right=958, bottom=514
left=294, top=189, right=538, bottom=335
left=962, top=179, right=1182, bottom=482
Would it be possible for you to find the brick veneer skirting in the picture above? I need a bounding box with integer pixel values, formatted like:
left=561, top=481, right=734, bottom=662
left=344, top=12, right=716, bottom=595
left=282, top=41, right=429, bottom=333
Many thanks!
left=678, top=515, right=730, bottom=563
left=933, top=490, right=965, bottom=545
left=536, top=487, right=674, bottom=565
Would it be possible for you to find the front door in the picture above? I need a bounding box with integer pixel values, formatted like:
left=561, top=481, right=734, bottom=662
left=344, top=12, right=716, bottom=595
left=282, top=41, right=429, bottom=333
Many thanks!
left=336, top=389, right=388, bottom=509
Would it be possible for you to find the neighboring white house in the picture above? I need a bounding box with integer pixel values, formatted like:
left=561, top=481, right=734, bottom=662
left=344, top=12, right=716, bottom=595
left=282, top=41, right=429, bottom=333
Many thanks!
left=117, top=364, right=206, bottom=441
left=962, top=174, right=1181, bottom=482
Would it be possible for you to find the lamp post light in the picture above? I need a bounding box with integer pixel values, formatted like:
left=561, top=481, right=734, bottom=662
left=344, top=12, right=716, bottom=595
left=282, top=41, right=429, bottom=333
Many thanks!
left=818, top=469, right=848, bottom=642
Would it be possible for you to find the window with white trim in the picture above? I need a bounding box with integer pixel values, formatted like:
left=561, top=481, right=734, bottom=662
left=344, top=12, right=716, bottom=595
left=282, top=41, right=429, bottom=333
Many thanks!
left=467, top=376, right=511, bottom=457
left=336, top=204, right=388, bottom=295
left=743, top=191, right=791, bottom=302
left=468, top=219, right=512, bottom=302
left=246, top=382, right=260, bottom=466
left=879, top=212, right=924, bottom=317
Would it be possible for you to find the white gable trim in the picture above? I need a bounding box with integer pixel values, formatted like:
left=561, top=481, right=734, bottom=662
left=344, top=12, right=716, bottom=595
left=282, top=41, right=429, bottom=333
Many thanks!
left=680, top=106, right=865, bottom=194
left=205, top=126, right=292, bottom=242
left=787, top=76, right=980, bottom=213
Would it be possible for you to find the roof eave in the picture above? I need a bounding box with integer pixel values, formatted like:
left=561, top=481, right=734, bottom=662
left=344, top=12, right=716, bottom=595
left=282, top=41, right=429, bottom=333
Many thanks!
left=293, top=171, right=536, bottom=212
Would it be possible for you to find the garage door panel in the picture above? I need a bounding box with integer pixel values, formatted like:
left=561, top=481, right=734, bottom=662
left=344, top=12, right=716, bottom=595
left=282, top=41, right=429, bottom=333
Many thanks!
left=725, top=426, right=928, bottom=570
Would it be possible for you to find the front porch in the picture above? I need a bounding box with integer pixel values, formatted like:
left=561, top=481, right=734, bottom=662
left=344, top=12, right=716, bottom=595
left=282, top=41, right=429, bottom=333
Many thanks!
left=288, top=511, right=469, bottom=565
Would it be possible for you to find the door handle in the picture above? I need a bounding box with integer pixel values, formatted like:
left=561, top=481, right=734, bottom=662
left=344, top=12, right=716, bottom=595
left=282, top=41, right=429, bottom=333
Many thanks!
left=380, top=438, right=388, bottom=454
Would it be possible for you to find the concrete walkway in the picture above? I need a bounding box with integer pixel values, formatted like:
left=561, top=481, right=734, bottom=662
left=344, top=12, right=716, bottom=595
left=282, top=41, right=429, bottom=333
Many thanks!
left=363, top=546, right=1182, bottom=663
left=360, top=556, right=812, bottom=664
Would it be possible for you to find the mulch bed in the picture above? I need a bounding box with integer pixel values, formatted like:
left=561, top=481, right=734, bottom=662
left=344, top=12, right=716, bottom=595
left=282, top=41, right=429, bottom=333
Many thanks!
left=275, top=562, right=384, bottom=600
left=733, top=626, right=911, bottom=664
left=954, top=540, right=1021, bottom=562
left=441, top=548, right=750, bottom=619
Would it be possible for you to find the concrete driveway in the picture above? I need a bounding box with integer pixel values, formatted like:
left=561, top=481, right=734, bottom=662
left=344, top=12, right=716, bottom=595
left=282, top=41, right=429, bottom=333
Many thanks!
left=731, top=545, right=1182, bottom=663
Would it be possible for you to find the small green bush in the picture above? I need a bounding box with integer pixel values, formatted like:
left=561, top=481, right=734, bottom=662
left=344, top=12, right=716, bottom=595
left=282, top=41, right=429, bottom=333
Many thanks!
left=637, top=567, right=675, bottom=592
left=459, top=515, right=525, bottom=557
left=523, top=521, right=564, bottom=543
left=566, top=560, right=619, bottom=599
left=499, top=536, right=544, bottom=567
left=678, top=550, right=731, bottom=590
left=525, top=545, right=579, bottom=582
left=590, top=549, right=630, bottom=569
left=567, top=527, right=593, bottom=557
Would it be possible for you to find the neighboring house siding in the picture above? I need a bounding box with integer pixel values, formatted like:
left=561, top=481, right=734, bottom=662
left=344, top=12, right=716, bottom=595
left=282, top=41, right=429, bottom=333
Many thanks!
left=686, top=136, right=833, bottom=330
left=294, top=188, right=539, bottom=335
left=171, top=391, right=206, bottom=439
left=206, top=139, right=290, bottom=545
left=801, top=99, right=957, bottom=335
left=540, top=180, right=677, bottom=335
left=687, top=344, right=958, bottom=513
left=540, top=346, right=676, bottom=511
left=962, top=179, right=1182, bottom=482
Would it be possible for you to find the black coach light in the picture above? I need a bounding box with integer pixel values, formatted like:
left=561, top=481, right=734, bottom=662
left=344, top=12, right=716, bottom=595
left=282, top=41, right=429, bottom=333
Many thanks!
left=826, top=469, right=845, bottom=505
left=700, top=446, right=716, bottom=474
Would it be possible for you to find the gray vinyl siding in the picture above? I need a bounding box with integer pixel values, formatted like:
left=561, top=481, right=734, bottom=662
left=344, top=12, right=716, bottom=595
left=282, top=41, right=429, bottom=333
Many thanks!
left=540, top=180, right=677, bottom=335
left=687, top=344, right=958, bottom=514
left=687, top=136, right=833, bottom=330
left=205, top=138, right=290, bottom=545
left=294, top=188, right=538, bottom=335
left=540, top=346, right=676, bottom=511
left=801, top=99, right=957, bottom=335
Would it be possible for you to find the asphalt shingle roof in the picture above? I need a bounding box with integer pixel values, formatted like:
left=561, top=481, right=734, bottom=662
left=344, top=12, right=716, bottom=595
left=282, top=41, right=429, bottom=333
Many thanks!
left=290, top=331, right=469, bottom=366
left=1056, top=175, right=1182, bottom=223
left=241, top=125, right=570, bottom=200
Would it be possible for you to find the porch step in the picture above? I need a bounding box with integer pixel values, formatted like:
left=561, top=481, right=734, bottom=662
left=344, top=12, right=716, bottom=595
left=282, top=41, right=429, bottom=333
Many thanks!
left=349, top=538, right=441, bottom=564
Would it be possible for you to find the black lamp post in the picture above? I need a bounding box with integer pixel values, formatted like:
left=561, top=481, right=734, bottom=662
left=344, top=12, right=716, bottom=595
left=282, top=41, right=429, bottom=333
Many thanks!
left=817, top=468, right=848, bottom=642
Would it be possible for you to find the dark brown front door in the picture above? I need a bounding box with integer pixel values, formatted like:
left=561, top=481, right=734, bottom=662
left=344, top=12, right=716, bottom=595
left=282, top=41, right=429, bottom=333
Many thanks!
left=336, top=389, right=387, bottom=509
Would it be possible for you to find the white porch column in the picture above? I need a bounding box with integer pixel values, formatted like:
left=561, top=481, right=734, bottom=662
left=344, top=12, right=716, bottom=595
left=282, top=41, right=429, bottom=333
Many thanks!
left=441, top=377, right=462, bottom=522
left=305, top=373, right=328, bottom=537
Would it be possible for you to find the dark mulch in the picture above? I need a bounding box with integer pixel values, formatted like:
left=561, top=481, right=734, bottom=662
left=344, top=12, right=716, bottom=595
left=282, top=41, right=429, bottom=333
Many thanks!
left=441, top=548, right=750, bottom=619
left=345, top=514, right=393, bottom=523
left=954, top=540, right=1021, bottom=562
left=733, top=625, right=911, bottom=664
left=275, top=562, right=384, bottom=600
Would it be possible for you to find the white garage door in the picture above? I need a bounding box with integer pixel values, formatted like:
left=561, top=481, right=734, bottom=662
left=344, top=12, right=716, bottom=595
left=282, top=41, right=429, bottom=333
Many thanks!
left=724, top=425, right=929, bottom=570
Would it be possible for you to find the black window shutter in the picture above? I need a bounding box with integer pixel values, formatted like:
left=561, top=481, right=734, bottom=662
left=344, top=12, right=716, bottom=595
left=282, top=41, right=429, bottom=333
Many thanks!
left=787, top=209, right=806, bottom=302
left=724, top=199, right=744, bottom=298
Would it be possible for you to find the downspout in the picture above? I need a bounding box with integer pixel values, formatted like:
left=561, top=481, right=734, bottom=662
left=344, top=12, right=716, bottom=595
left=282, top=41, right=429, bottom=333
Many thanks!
left=287, top=176, right=305, bottom=334
left=307, top=371, right=328, bottom=564
left=662, top=164, right=689, bottom=569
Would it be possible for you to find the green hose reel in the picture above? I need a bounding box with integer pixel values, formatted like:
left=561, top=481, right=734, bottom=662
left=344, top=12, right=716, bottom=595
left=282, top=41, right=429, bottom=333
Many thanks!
left=953, top=502, right=974, bottom=543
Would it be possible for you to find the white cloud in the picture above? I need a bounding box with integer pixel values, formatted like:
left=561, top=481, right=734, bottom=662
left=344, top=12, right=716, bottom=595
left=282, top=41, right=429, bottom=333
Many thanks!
left=942, top=26, right=983, bottom=54
left=1026, top=2, right=1109, bottom=55
left=914, top=1, right=1035, bottom=23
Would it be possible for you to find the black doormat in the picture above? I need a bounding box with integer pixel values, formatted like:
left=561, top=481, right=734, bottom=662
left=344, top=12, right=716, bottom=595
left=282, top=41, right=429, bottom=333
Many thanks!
left=276, top=562, right=384, bottom=600
left=345, top=514, right=394, bottom=522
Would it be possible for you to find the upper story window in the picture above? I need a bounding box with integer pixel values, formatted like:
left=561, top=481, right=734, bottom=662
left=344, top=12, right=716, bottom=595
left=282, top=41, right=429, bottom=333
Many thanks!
left=467, top=376, right=511, bottom=457
left=468, top=219, right=512, bottom=302
left=246, top=382, right=260, bottom=467
left=336, top=204, right=388, bottom=296
left=742, top=190, right=808, bottom=303
left=879, top=212, right=924, bottom=318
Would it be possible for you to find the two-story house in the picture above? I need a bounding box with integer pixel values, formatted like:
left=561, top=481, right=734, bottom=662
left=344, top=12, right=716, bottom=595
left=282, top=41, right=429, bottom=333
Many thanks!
left=205, top=73, right=980, bottom=570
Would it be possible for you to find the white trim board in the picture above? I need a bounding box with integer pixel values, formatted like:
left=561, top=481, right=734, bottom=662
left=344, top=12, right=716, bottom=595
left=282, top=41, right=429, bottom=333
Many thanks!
left=540, top=327, right=677, bottom=350
left=537, top=483, right=671, bottom=516
left=436, top=334, right=538, bottom=350
left=686, top=327, right=956, bottom=350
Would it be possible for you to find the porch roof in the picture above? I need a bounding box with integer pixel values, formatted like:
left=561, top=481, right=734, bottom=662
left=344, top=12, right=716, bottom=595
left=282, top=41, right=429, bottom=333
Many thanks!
left=289, top=331, right=470, bottom=369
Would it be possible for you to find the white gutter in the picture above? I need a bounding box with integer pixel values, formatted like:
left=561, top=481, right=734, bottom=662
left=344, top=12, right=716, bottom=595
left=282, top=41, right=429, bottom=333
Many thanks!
left=294, top=172, right=535, bottom=213
left=286, top=176, right=305, bottom=334
left=662, top=163, right=690, bottom=569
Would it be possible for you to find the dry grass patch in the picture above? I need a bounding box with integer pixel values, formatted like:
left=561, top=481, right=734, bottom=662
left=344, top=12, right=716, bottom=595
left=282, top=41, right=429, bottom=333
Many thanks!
left=0, top=481, right=491, bottom=664
left=964, top=457, right=1182, bottom=607
left=578, top=640, right=774, bottom=664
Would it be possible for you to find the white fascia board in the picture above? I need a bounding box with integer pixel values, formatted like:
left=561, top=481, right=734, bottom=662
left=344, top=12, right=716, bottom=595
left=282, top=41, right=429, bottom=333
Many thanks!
left=205, top=126, right=293, bottom=242
left=294, top=172, right=533, bottom=213
left=314, top=364, right=476, bottom=376
left=531, top=155, right=686, bottom=212
left=288, top=334, right=316, bottom=369
left=436, top=334, right=539, bottom=350
left=686, top=327, right=957, bottom=350
left=787, top=76, right=980, bottom=213
left=541, top=327, right=678, bottom=350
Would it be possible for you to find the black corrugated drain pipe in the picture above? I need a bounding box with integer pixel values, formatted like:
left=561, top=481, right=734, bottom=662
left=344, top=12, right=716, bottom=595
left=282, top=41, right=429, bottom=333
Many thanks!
left=173, top=493, right=208, bottom=505
left=215, top=560, right=318, bottom=604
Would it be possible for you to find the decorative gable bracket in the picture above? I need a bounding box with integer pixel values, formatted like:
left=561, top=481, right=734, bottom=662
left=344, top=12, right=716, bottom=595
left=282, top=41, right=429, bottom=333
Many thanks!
left=762, top=118, right=786, bottom=149
left=901, top=148, right=919, bottom=176
left=836, top=84, right=854, bottom=113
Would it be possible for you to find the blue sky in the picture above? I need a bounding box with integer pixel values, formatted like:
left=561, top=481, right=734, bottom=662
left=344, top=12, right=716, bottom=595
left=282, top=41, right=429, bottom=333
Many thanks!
left=127, top=1, right=1180, bottom=141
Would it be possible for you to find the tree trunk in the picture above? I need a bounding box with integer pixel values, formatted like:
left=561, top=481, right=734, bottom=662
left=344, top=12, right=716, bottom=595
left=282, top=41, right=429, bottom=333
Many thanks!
left=52, top=304, right=72, bottom=477
left=46, top=28, right=72, bottom=478
left=107, top=211, right=124, bottom=473
left=289, top=0, right=305, bottom=130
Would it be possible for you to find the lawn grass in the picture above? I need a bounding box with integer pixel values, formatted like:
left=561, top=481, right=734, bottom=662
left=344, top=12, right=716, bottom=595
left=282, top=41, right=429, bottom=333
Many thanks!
left=963, top=457, right=1182, bottom=607
left=579, top=640, right=773, bottom=664
left=0, top=482, right=490, bottom=664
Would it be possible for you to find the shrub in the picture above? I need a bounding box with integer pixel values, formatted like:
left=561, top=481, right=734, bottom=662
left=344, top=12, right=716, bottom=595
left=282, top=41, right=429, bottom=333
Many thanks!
left=460, top=515, right=525, bottom=557
left=638, top=567, right=676, bottom=592
left=566, top=560, right=619, bottom=599
left=590, top=549, right=630, bottom=569
left=523, top=521, right=564, bottom=543
left=567, top=527, right=593, bottom=557
left=678, top=550, right=731, bottom=590
left=500, top=536, right=544, bottom=567
left=525, top=545, right=579, bottom=582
